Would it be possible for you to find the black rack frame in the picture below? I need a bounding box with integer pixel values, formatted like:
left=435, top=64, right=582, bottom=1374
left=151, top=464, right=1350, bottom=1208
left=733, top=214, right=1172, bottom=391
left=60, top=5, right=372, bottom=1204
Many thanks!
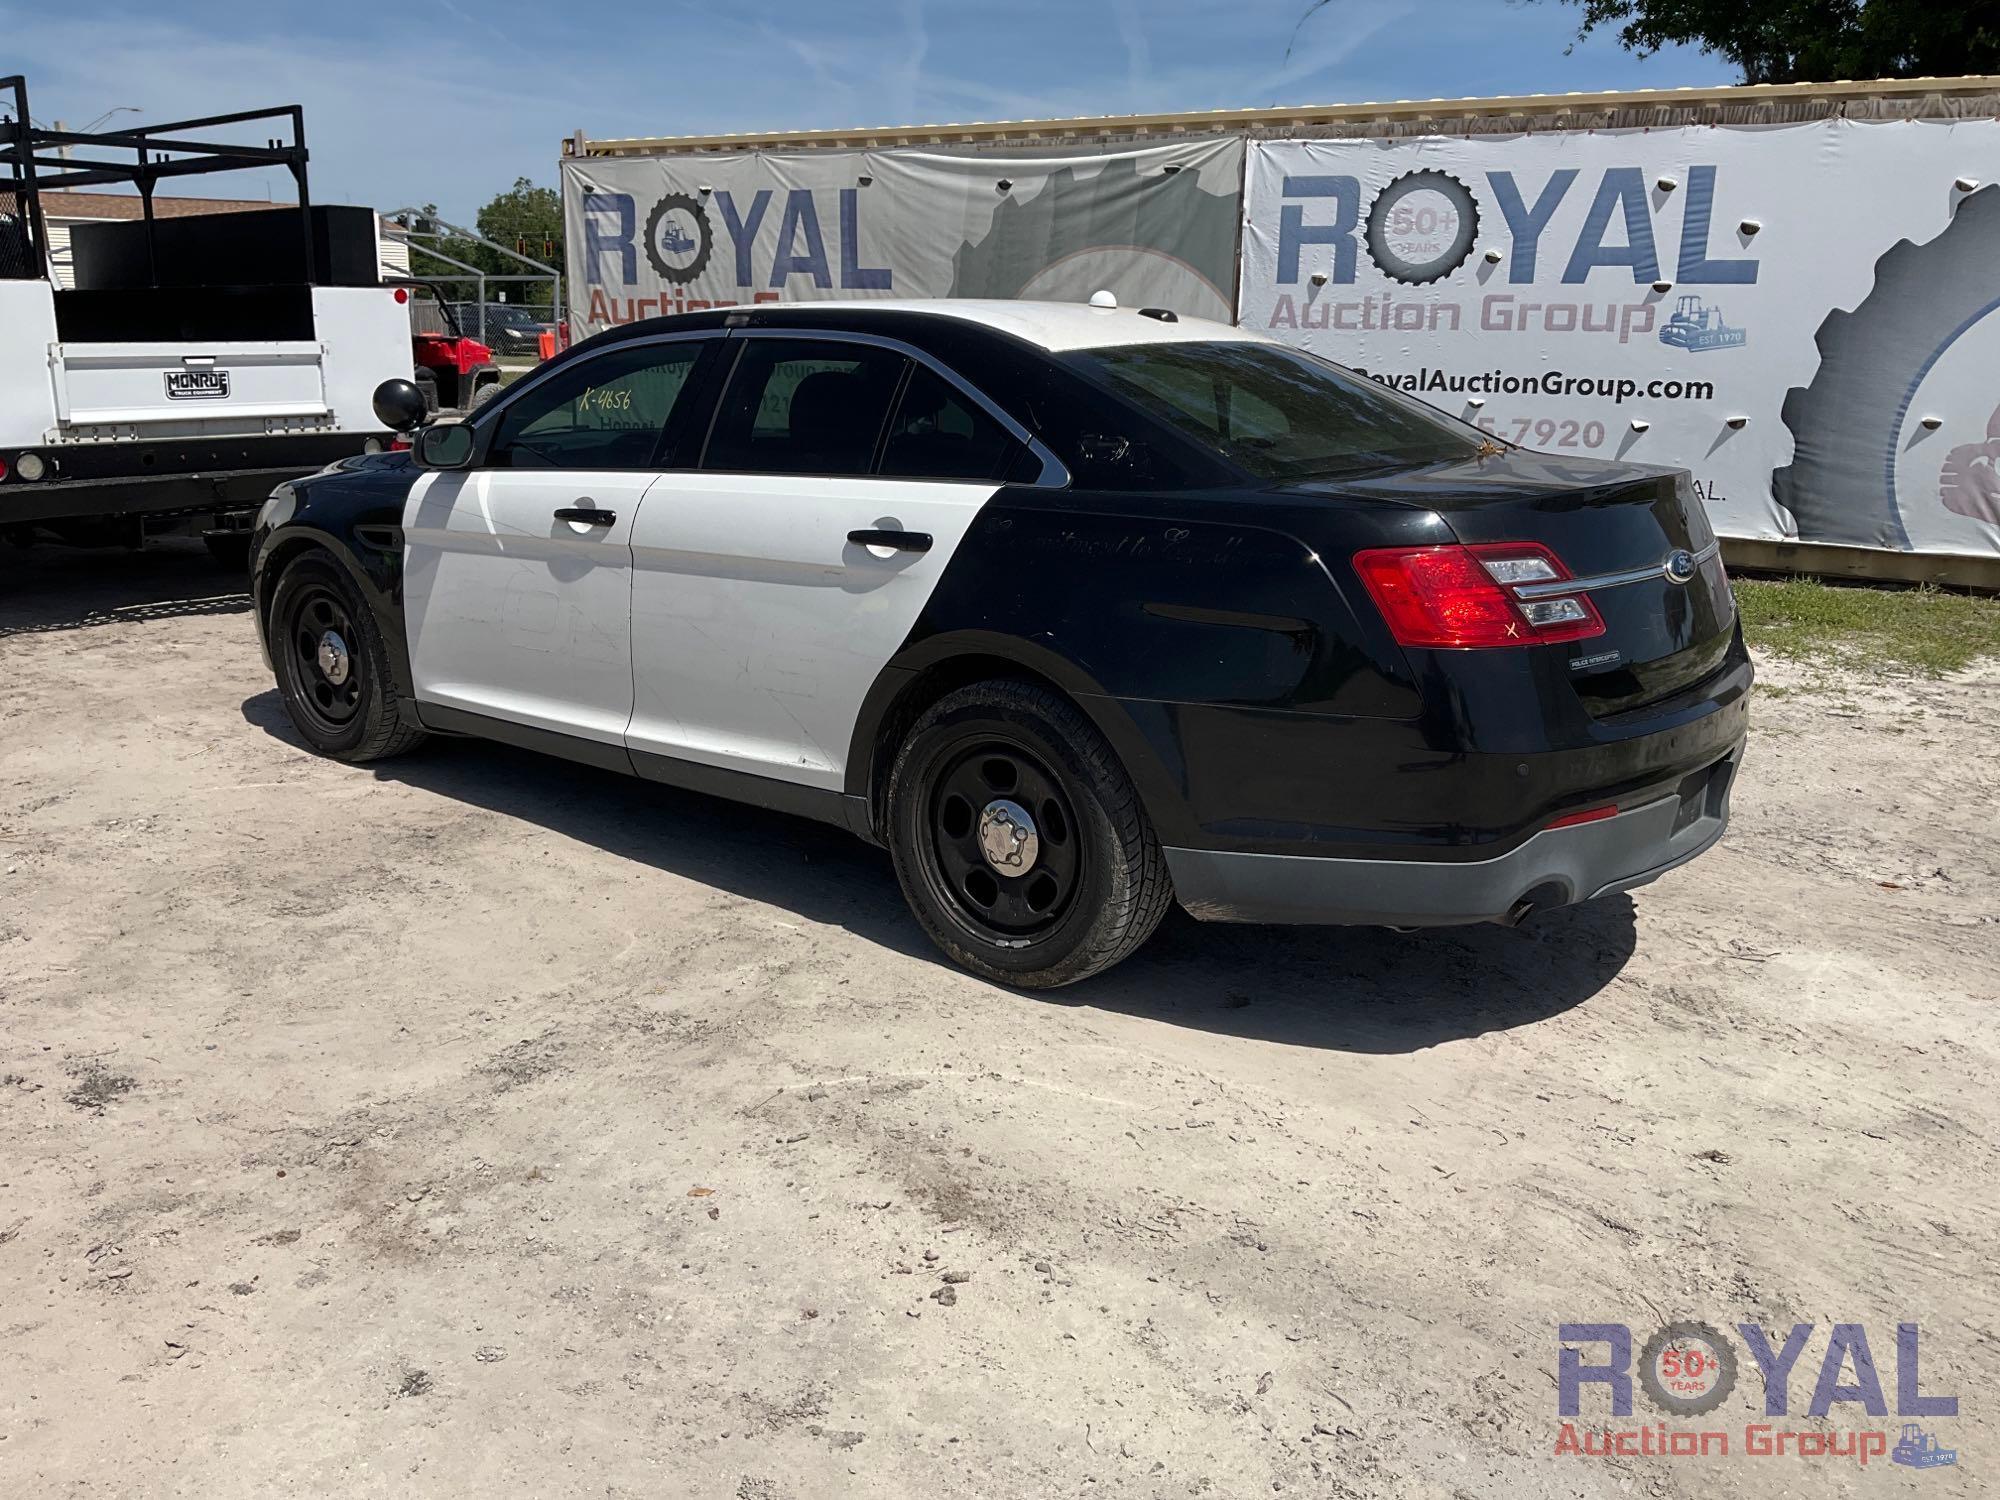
left=0, top=73, right=315, bottom=285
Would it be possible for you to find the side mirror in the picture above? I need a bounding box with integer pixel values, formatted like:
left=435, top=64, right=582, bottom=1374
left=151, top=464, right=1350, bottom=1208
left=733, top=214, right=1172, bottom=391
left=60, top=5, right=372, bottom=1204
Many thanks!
left=414, top=421, right=475, bottom=470
left=372, top=378, right=428, bottom=433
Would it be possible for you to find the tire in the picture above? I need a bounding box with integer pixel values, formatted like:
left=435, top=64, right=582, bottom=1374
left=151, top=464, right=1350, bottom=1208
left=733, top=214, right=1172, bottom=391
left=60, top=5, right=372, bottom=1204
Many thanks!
left=946, top=154, right=1238, bottom=322
left=268, top=551, right=426, bottom=763
left=1637, top=1321, right=1739, bottom=1417
left=885, top=680, right=1173, bottom=987
left=203, top=531, right=252, bottom=572
left=645, top=192, right=715, bottom=284
left=1772, top=184, right=2000, bottom=548
left=470, top=375, right=503, bottom=410
left=1364, top=169, right=1480, bottom=285
left=413, top=369, right=440, bottom=415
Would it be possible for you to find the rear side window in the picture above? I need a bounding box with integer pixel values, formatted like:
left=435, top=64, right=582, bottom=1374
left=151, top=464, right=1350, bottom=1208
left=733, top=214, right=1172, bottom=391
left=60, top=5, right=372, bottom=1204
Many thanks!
left=704, top=339, right=904, bottom=477
left=879, top=365, right=1018, bottom=481
left=1065, top=341, right=1483, bottom=481
left=490, top=339, right=706, bottom=470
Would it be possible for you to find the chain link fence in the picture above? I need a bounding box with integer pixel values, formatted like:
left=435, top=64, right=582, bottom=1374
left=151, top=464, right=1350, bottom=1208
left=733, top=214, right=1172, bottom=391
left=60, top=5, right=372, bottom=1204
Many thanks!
left=1, top=186, right=37, bottom=278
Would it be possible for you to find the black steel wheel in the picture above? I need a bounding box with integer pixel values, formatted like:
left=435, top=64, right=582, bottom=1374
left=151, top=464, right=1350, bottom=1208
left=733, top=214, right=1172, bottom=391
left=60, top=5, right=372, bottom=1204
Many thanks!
left=267, top=551, right=425, bottom=763
left=887, top=680, right=1173, bottom=987
left=285, top=583, right=364, bottom=737
left=927, top=739, right=1083, bottom=937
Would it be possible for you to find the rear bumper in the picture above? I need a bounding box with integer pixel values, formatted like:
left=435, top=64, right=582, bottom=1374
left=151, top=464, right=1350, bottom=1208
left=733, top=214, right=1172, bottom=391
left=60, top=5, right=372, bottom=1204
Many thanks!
left=0, top=432, right=386, bottom=524
left=1167, top=742, right=1741, bottom=926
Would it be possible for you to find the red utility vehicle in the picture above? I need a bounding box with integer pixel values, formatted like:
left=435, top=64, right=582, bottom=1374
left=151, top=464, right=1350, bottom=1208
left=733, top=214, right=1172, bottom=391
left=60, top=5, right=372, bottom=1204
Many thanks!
left=398, top=285, right=502, bottom=413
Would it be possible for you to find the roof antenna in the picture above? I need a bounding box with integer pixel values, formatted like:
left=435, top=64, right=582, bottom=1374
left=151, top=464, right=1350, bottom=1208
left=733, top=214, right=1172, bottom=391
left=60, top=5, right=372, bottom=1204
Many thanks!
left=1088, top=289, right=1117, bottom=309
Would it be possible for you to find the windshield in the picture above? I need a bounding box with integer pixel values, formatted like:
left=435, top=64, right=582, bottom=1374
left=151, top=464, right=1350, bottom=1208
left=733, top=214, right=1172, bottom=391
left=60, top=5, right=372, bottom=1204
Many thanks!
left=1063, top=340, right=1485, bottom=481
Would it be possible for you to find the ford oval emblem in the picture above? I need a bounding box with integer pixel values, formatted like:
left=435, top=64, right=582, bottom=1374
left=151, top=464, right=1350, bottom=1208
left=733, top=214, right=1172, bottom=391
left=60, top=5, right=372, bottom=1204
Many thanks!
left=1664, top=549, right=1697, bottom=585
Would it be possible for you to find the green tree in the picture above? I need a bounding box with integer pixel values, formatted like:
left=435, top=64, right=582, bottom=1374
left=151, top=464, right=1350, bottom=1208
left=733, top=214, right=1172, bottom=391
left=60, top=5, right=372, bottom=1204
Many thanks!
left=475, top=177, right=564, bottom=277
left=1550, top=0, right=2000, bottom=84
left=405, top=178, right=563, bottom=317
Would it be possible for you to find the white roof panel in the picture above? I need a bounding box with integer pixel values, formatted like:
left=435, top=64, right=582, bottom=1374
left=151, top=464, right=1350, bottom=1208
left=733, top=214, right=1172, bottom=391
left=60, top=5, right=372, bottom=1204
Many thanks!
left=771, top=298, right=1274, bottom=353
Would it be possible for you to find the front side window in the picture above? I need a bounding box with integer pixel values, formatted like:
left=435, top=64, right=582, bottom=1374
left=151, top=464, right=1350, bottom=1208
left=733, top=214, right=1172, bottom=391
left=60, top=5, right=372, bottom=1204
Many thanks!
left=879, top=365, right=1018, bottom=481
left=704, top=339, right=904, bottom=477
left=1064, top=340, right=1483, bottom=481
left=488, top=340, right=706, bottom=470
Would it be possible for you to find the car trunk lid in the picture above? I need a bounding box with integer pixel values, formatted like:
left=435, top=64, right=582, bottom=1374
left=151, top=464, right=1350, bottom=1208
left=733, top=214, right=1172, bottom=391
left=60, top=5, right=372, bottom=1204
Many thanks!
left=1304, top=451, right=1736, bottom=714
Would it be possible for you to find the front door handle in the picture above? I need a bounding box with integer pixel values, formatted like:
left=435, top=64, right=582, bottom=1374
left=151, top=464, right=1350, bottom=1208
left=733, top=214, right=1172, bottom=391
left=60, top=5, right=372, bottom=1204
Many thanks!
left=848, top=528, right=932, bottom=553
left=554, top=505, right=617, bottom=527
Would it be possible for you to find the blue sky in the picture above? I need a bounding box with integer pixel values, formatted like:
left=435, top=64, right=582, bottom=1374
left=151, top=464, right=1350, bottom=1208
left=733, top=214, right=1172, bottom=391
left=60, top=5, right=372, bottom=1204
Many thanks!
left=3, top=0, right=1733, bottom=224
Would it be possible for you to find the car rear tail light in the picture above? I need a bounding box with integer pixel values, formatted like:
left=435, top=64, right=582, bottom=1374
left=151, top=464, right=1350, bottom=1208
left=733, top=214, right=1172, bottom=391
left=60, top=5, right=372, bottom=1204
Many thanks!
left=1352, top=543, right=1606, bottom=648
left=1547, top=804, right=1618, bottom=830
left=0, top=456, right=9, bottom=482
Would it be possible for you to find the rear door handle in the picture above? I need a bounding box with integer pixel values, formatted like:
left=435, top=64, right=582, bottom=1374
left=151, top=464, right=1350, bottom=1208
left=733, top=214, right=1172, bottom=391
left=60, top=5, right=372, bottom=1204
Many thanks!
left=554, top=505, right=617, bottom=526
left=848, top=528, right=932, bottom=553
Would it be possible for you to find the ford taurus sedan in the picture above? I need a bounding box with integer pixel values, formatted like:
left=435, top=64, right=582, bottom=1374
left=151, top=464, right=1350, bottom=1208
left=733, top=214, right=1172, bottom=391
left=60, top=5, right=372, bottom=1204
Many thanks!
left=250, top=298, right=1749, bottom=986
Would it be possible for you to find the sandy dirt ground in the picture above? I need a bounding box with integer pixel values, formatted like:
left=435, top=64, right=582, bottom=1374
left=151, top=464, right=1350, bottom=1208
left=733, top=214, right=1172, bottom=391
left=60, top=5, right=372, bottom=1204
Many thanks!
left=2, top=541, right=1995, bottom=1499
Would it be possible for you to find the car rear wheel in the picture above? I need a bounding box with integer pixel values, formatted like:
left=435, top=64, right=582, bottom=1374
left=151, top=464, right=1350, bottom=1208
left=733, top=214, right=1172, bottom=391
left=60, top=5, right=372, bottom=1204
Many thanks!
left=886, top=680, right=1172, bottom=987
left=269, top=552, right=425, bottom=763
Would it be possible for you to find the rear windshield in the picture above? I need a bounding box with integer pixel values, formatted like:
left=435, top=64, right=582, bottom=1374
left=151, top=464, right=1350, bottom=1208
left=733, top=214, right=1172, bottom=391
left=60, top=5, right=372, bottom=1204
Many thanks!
left=1063, top=340, right=1482, bottom=481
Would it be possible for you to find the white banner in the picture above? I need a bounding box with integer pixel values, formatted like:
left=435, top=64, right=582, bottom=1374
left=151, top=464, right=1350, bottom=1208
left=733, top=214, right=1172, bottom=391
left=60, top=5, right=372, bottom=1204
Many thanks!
left=564, top=137, right=1243, bottom=335
left=1241, top=122, right=2000, bottom=557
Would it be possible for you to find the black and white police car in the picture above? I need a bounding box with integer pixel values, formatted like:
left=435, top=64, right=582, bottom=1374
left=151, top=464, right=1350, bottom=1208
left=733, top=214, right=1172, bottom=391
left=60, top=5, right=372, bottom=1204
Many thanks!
left=251, top=297, right=1749, bottom=986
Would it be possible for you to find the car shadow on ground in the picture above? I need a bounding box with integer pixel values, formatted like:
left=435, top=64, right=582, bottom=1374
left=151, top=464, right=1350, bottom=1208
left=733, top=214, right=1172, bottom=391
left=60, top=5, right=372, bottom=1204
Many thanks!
left=241, top=690, right=1636, bottom=1054
left=0, top=540, right=250, bottom=640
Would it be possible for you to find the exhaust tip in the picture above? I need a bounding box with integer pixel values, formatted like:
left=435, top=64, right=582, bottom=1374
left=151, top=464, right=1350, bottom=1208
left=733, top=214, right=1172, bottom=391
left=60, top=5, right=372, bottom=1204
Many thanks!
left=1504, top=881, right=1571, bottom=927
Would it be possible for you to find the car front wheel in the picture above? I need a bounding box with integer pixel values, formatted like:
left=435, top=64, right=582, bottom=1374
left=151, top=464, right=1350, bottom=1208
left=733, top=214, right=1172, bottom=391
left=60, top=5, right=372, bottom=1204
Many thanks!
left=886, top=680, right=1172, bottom=987
left=269, top=552, right=425, bottom=763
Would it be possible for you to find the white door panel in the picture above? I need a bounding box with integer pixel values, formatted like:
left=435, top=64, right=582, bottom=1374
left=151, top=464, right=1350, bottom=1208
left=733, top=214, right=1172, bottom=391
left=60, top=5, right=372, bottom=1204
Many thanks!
left=403, top=469, right=654, bottom=743
left=627, top=474, right=998, bottom=787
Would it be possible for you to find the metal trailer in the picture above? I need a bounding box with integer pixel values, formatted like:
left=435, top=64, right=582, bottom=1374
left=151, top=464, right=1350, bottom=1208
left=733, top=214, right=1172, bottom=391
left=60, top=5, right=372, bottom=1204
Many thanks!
left=564, top=74, right=2000, bottom=591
